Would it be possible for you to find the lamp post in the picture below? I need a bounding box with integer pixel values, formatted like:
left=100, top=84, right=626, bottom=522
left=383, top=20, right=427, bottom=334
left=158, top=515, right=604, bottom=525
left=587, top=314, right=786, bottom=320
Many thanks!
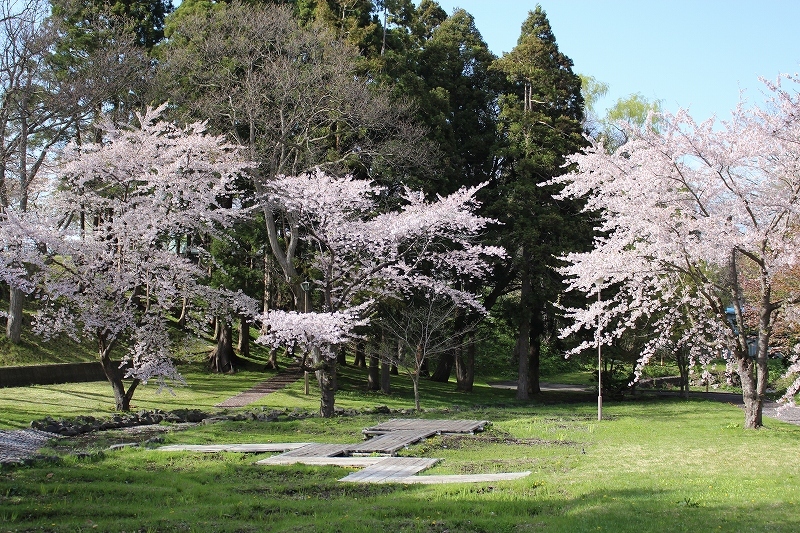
left=597, top=283, right=602, bottom=421
left=300, top=280, right=311, bottom=395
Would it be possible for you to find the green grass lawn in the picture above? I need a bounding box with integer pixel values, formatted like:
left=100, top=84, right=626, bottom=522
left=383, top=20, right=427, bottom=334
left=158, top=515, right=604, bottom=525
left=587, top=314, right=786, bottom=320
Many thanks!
left=2, top=316, right=798, bottom=532
left=1, top=397, right=798, bottom=532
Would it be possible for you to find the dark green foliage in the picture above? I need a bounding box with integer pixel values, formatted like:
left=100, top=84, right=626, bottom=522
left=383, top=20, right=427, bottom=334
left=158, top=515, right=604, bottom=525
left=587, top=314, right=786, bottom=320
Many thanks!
left=50, top=0, right=172, bottom=54
left=484, top=6, right=594, bottom=396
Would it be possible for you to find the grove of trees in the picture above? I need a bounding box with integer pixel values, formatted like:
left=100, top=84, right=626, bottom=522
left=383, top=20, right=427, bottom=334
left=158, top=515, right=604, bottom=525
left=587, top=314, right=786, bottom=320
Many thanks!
left=0, top=0, right=798, bottom=427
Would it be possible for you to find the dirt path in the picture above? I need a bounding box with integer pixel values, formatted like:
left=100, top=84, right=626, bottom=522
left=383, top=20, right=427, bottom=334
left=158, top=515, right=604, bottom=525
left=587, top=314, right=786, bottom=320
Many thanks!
left=215, top=365, right=304, bottom=408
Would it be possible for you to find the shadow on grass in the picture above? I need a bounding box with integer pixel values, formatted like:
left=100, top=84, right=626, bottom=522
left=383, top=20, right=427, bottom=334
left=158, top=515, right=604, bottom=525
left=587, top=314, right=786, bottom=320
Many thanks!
left=2, top=454, right=797, bottom=533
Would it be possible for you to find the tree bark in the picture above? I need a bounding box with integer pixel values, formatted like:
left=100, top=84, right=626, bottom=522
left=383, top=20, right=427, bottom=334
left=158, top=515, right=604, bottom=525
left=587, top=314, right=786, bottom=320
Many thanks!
left=412, top=374, right=420, bottom=411
left=739, top=355, right=762, bottom=428
left=238, top=315, right=250, bottom=359
left=430, top=349, right=454, bottom=382
left=455, top=332, right=475, bottom=392
left=6, top=286, right=24, bottom=343
left=354, top=341, right=366, bottom=367
left=264, top=347, right=279, bottom=370
left=528, top=317, right=542, bottom=395
left=380, top=342, right=391, bottom=394
left=98, top=338, right=139, bottom=411
left=516, top=268, right=533, bottom=400
left=367, top=347, right=380, bottom=391
left=313, top=346, right=336, bottom=417
left=209, top=321, right=236, bottom=373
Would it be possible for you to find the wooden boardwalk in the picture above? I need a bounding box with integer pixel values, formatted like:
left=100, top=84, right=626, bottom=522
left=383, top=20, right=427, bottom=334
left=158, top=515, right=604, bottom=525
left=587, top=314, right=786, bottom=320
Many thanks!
left=339, top=457, right=440, bottom=483
left=362, top=419, right=489, bottom=437
left=157, top=418, right=530, bottom=484
left=278, top=443, right=351, bottom=458
left=345, top=430, right=436, bottom=455
left=157, top=443, right=309, bottom=453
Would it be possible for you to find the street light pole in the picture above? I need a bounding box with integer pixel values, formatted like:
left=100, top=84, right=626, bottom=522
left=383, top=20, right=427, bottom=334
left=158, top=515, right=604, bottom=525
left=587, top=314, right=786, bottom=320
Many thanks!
left=597, top=285, right=602, bottom=421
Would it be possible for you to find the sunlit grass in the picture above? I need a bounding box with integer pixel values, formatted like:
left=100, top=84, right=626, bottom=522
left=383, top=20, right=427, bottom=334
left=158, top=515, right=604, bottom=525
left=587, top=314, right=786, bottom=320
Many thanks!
left=2, top=399, right=799, bottom=532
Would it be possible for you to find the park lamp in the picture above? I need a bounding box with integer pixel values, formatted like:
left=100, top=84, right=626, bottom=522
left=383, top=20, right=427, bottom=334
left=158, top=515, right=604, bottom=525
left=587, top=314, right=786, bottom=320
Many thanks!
left=300, top=280, right=311, bottom=314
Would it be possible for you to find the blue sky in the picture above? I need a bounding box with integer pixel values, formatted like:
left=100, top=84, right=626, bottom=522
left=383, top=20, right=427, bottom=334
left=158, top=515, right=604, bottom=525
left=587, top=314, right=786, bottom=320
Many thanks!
left=425, top=0, right=800, bottom=123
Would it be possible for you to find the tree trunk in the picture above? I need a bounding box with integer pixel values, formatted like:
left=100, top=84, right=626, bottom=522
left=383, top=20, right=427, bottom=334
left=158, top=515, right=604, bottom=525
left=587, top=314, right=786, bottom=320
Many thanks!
left=98, top=340, right=140, bottom=411
left=337, top=347, right=347, bottom=366
left=430, top=349, right=454, bottom=382
left=380, top=345, right=391, bottom=394
left=738, top=354, right=762, bottom=428
left=354, top=341, right=366, bottom=367
left=455, top=333, right=475, bottom=392
left=209, top=321, right=236, bottom=373
left=264, top=347, right=279, bottom=370
left=412, top=374, right=420, bottom=411
left=677, top=347, right=690, bottom=399
left=6, top=286, right=24, bottom=344
left=367, top=348, right=380, bottom=390
left=238, top=315, right=250, bottom=358
left=313, top=346, right=336, bottom=417
left=177, top=297, right=188, bottom=329
left=528, top=332, right=541, bottom=395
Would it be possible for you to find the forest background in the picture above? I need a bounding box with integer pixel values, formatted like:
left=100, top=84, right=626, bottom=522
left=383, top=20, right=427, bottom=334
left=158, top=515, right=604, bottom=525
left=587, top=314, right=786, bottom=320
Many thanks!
left=1, top=0, right=799, bottom=428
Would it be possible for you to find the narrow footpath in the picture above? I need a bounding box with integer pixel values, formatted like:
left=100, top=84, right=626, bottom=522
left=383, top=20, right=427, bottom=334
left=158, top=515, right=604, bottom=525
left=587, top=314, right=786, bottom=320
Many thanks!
left=215, top=365, right=303, bottom=408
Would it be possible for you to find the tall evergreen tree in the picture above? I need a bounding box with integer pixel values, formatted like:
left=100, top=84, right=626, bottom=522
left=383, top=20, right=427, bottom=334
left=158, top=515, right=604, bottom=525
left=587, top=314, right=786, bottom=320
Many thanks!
left=487, top=6, right=591, bottom=399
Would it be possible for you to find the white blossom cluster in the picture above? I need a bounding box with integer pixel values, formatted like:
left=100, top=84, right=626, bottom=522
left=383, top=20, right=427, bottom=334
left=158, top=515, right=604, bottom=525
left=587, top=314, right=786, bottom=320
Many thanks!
left=554, top=75, right=800, bottom=405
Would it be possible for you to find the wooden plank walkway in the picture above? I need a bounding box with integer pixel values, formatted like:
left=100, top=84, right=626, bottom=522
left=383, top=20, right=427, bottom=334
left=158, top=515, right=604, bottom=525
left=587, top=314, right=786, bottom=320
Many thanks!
left=398, top=471, right=531, bottom=484
left=362, top=419, right=489, bottom=437
left=278, top=443, right=350, bottom=458
left=155, top=443, right=310, bottom=453
left=339, top=457, right=440, bottom=483
left=345, top=430, right=436, bottom=456
left=256, top=456, right=386, bottom=467
left=154, top=418, right=534, bottom=485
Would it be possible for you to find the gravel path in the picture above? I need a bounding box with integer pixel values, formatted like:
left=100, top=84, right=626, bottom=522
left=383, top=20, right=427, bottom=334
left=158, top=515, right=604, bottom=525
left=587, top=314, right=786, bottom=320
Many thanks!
left=0, top=429, right=58, bottom=464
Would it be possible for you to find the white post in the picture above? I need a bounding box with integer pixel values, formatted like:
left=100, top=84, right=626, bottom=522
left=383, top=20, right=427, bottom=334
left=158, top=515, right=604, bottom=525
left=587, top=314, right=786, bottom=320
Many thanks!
left=597, top=285, right=603, bottom=421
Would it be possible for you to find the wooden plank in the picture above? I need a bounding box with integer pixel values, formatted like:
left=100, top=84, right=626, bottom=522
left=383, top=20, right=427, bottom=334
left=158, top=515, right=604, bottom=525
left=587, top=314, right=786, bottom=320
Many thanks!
left=278, top=443, right=351, bottom=458
left=256, top=456, right=386, bottom=467
left=362, top=419, right=489, bottom=436
left=398, top=471, right=531, bottom=484
left=346, top=430, right=435, bottom=455
left=339, top=457, right=440, bottom=483
left=156, top=443, right=311, bottom=453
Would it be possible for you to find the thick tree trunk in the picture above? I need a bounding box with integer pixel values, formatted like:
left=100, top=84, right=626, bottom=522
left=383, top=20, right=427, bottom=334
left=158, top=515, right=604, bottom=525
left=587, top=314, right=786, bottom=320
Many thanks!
left=337, top=347, right=347, bottom=366
left=528, top=331, right=541, bottom=395
left=238, top=315, right=250, bottom=358
left=430, top=350, right=454, bottom=382
left=6, top=286, right=24, bottom=343
left=516, top=259, right=535, bottom=399
left=98, top=340, right=140, bottom=411
left=739, top=355, right=762, bottom=428
left=313, top=347, right=336, bottom=417
left=354, top=342, right=366, bottom=367
left=209, top=321, right=236, bottom=373
left=455, top=333, right=475, bottom=392
left=367, top=348, right=380, bottom=391
left=380, top=343, right=391, bottom=394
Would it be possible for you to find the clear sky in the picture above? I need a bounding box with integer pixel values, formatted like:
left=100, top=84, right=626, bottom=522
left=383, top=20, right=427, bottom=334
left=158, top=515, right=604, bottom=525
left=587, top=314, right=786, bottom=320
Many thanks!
left=424, top=0, right=800, bottom=123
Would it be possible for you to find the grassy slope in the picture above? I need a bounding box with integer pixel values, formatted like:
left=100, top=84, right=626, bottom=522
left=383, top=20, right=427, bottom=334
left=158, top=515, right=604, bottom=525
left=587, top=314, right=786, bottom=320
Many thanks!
left=2, top=299, right=797, bottom=532
left=1, top=398, right=798, bottom=532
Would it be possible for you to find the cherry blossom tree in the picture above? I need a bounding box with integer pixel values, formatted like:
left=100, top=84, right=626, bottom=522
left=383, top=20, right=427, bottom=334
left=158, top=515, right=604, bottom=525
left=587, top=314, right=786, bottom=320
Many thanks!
left=555, top=75, right=800, bottom=428
left=256, top=169, right=503, bottom=417
left=0, top=105, right=251, bottom=410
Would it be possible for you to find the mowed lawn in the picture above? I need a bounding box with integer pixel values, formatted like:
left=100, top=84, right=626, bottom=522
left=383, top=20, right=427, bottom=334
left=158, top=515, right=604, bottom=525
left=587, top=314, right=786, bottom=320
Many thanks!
left=1, top=365, right=798, bottom=533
